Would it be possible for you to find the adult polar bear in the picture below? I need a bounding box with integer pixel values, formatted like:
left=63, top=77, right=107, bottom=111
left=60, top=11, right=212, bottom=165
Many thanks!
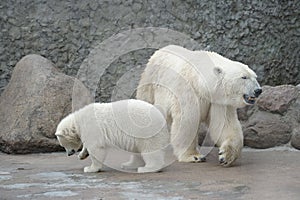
left=136, top=45, right=262, bottom=166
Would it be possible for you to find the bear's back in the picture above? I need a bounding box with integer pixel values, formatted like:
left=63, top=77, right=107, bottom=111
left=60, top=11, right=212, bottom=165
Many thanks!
left=89, top=100, right=169, bottom=152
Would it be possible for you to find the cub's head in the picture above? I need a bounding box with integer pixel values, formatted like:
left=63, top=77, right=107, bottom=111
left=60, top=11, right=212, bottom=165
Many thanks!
left=55, top=114, right=82, bottom=156
left=210, top=54, right=262, bottom=108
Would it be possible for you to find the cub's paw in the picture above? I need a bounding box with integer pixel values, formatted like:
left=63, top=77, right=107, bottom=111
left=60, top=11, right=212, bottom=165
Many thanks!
left=121, top=162, right=140, bottom=170
left=83, top=166, right=101, bottom=173
left=218, top=146, right=239, bottom=167
left=121, top=158, right=144, bottom=170
left=178, top=153, right=206, bottom=163
left=137, top=166, right=162, bottom=173
left=78, top=150, right=89, bottom=160
left=121, top=162, right=137, bottom=170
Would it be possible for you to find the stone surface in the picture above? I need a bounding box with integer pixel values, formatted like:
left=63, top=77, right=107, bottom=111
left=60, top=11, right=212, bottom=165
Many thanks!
left=257, top=85, right=298, bottom=115
left=0, top=55, right=92, bottom=154
left=0, top=149, right=300, bottom=199
left=0, top=0, right=300, bottom=101
left=291, top=127, right=300, bottom=150
left=243, top=111, right=292, bottom=148
left=289, top=88, right=300, bottom=150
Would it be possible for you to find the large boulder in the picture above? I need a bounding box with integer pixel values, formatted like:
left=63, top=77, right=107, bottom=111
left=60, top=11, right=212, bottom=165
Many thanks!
left=291, top=127, right=300, bottom=150
left=243, top=111, right=291, bottom=148
left=0, top=55, right=92, bottom=154
left=289, top=86, right=300, bottom=150
left=256, top=85, right=298, bottom=115
left=239, top=85, right=300, bottom=149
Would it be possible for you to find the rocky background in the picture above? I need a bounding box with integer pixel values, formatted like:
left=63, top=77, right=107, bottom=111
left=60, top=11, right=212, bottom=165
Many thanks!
left=0, top=55, right=92, bottom=153
left=238, top=85, right=300, bottom=150
left=1, top=0, right=299, bottom=98
left=0, top=0, right=299, bottom=153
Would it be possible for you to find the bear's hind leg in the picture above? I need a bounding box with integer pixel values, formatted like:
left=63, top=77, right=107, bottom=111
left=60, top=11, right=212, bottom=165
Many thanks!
left=138, top=150, right=165, bottom=173
left=121, top=154, right=145, bottom=170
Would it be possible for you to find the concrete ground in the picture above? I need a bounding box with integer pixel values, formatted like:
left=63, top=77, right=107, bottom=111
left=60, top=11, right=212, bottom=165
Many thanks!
left=0, top=147, right=299, bottom=200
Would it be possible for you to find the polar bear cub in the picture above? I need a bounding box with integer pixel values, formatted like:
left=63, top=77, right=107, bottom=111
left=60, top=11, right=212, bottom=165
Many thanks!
left=55, top=99, right=169, bottom=173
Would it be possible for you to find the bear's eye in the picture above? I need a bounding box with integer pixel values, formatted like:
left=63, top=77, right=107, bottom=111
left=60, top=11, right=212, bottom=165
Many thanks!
left=241, top=76, right=248, bottom=79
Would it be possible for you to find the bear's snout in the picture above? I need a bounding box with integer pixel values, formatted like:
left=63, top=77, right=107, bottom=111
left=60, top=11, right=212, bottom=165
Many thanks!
left=67, top=149, right=76, bottom=156
left=254, top=88, right=262, bottom=97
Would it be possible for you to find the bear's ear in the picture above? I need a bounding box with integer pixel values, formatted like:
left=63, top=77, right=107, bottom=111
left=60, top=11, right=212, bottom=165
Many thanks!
left=55, top=131, right=63, bottom=137
left=55, top=130, right=68, bottom=139
left=56, top=128, right=80, bottom=142
left=213, top=67, right=223, bottom=76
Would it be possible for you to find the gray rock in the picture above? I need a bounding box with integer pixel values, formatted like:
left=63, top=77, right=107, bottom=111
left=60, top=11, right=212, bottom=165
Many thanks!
left=291, top=127, right=300, bottom=150
left=239, top=85, right=300, bottom=149
left=257, top=85, right=298, bottom=115
left=0, top=55, right=92, bottom=154
left=237, top=106, right=254, bottom=121
left=243, top=111, right=292, bottom=149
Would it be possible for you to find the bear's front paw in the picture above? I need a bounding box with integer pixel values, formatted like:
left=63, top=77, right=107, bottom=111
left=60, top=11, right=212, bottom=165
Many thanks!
left=78, top=150, right=89, bottom=160
left=83, top=166, right=101, bottom=173
left=218, top=146, right=239, bottom=167
left=178, top=153, right=206, bottom=163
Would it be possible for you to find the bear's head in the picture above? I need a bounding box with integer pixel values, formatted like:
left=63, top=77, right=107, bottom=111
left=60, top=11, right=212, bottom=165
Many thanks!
left=55, top=114, right=82, bottom=156
left=208, top=52, right=262, bottom=108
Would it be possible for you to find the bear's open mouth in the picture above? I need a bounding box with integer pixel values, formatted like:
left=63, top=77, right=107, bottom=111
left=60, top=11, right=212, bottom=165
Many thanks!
left=243, top=94, right=256, bottom=105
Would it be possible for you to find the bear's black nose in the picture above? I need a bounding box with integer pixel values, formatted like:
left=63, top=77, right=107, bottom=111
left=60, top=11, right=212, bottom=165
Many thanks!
left=254, top=88, right=262, bottom=97
left=68, top=149, right=76, bottom=156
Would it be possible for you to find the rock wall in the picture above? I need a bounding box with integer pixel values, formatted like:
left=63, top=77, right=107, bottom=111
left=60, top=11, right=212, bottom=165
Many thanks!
left=1, top=0, right=299, bottom=102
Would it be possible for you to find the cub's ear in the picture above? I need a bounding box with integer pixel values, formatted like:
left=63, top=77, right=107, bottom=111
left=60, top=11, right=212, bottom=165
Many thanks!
left=55, top=131, right=63, bottom=137
left=55, top=128, right=79, bottom=141
left=55, top=130, right=68, bottom=139
left=213, top=67, right=223, bottom=76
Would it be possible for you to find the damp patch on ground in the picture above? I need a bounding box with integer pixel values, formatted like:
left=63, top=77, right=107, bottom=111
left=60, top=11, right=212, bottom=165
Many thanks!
left=0, top=170, right=249, bottom=199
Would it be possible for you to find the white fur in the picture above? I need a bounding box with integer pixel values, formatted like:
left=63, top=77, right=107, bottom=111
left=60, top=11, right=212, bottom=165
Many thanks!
left=136, top=45, right=261, bottom=166
left=55, top=99, right=169, bottom=173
